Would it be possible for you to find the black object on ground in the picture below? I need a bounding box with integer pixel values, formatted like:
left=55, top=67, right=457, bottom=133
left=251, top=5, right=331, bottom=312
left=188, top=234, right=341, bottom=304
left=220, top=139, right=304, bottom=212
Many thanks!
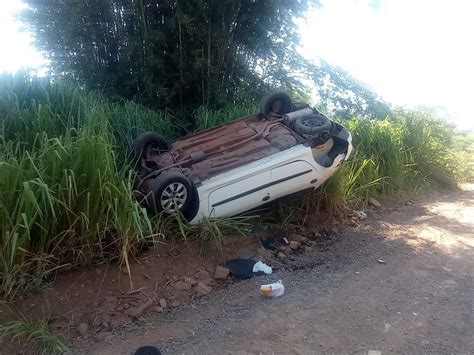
left=135, top=346, right=161, bottom=355
left=226, top=258, right=264, bottom=279
left=260, top=236, right=277, bottom=250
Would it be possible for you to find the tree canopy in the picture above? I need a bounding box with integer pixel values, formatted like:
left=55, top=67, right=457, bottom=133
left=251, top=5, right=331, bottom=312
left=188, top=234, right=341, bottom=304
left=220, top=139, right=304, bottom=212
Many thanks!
left=23, top=0, right=389, bottom=121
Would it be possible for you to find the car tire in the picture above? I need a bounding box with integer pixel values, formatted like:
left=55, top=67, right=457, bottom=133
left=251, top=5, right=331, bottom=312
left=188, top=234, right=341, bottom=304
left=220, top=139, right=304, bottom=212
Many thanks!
left=260, top=90, right=293, bottom=116
left=132, top=132, right=169, bottom=165
left=145, top=172, right=198, bottom=220
left=294, top=114, right=333, bottom=137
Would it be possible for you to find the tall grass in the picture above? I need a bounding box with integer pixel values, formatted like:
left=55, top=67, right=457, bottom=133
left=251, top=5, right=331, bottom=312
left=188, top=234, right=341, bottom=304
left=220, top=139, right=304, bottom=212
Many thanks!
left=0, top=73, right=173, bottom=299
left=0, top=315, right=69, bottom=354
left=0, top=73, right=471, bottom=300
left=310, top=114, right=467, bottom=213
left=195, top=104, right=258, bottom=131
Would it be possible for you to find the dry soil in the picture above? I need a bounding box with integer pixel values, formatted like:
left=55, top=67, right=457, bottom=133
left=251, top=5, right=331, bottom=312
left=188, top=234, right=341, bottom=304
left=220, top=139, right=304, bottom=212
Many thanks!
left=90, top=185, right=474, bottom=354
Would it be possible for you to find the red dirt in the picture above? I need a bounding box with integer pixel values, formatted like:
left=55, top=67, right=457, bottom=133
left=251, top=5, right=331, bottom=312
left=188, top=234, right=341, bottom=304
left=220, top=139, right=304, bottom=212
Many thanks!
left=2, top=186, right=472, bottom=354
left=0, top=234, right=264, bottom=352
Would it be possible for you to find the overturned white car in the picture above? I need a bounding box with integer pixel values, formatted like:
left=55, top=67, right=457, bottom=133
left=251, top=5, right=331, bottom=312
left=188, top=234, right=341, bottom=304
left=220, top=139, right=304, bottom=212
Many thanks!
left=133, top=90, right=353, bottom=223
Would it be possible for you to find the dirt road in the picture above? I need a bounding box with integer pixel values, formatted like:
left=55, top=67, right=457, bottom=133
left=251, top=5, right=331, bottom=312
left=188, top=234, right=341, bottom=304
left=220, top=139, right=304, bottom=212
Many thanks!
left=94, top=186, right=474, bottom=354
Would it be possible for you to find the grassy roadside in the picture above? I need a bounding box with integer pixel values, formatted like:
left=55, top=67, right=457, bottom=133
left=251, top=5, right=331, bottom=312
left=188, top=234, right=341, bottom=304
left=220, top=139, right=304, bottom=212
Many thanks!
left=1, top=74, right=472, bottom=304
left=310, top=112, right=469, bottom=214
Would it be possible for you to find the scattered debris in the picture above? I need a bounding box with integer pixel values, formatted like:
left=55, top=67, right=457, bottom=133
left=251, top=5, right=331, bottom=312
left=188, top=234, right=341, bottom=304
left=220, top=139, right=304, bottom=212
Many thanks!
left=281, top=237, right=290, bottom=245
left=110, top=315, right=131, bottom=328
left=289, top=234, right=308, bottom=244
left=96, top=319, right=112, bottom=332
left=354, top=210, right=367, bottom=220
left=194, top=269, right=212, bottom=285
left=173, top=280, right=192, bottom=291
left=260, top=236, right=277, bottom=250
left=406, top=200, right=415, bottom=206
left=368, top=197, right=382, bottom=208
left=184, top=276, right=197, bottom=286
left=257, top=248, right=273, bottom=259
left=96, top=331, right=111, bottom=341
left=260, top=280, right=285, bottom=298
left=214, top=266, right=230, bottom=280
left=135, top=345, right=161, bottom=355
left=170, top=300, right=181, bottom=308
left=289, top=240, right=301, bottom=250
left=279, top=246, right=293, bottom=255
left=305, top=239, right=316, bottom=246
left=195, top=282, right=212, bottom=296
left=252, top=261, right=272, bottom=274
left=347, top=217, right=359, bottom=227
left=159, top=298, right=168, bottom=308
left=77, top=322, right=89, bottom=336
left=125, top=299, right=153, bottom=318
left=377, top=259, right=386, bottom=264
left=226, top=258, right=272, bottom=279
left=195, top=269, right=211, bottom=281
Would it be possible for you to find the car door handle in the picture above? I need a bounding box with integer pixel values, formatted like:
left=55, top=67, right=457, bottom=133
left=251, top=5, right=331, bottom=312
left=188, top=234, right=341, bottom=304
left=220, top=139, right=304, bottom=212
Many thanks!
left=262, top=195, right=270, bottom=201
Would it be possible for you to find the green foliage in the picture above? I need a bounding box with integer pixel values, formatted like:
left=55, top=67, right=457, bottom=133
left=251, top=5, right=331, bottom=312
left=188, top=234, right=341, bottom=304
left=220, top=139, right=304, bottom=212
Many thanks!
left=195, top=104, right=258, bottom=131
left=0, top=315, right=69, bottom=354
left=0, top=74, right=172, bottom=299
left=190, top=215, right=254, bottom=252
left=21, top=0, right=392, bottom=121
left=22, top=0, right=309, bottom=115
left=311, top=60, right=391, bottom=119
left=454, top=131, right=474, bottom=181
left=309, top=113, right=467, bottom=213
left=1, top=73, right=471, bottom=301
left=163, top=212, right=253, bottom=253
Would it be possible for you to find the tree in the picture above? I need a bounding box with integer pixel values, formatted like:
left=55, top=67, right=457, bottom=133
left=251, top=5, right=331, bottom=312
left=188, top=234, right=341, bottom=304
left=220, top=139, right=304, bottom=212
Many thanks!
left=23, top=0, right=389, bottom=121
left=23, top=0, right=309, bottom=114
left=309, top=60, right=391, bottom=119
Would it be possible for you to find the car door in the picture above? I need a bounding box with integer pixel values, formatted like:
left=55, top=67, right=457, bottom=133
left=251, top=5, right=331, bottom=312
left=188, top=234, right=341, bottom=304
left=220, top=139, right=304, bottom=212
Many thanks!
left=268, top=160, right=315, bottom=200
left=207, top=170, right=272, bottom=217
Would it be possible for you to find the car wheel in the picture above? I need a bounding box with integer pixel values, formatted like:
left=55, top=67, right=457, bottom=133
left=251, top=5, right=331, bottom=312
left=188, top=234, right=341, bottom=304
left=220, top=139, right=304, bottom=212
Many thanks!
left=145, top=172, right=198, bottom=220
left=260, top=90, right=293, bottom=116
left=293, top=114, right=333, bottom=137
left=132, top=132, right=169, bottom=166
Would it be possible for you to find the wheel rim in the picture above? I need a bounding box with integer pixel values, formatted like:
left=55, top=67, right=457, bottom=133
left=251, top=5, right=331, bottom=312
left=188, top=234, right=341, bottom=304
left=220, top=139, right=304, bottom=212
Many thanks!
left=160, top=182, right=188, bottom=212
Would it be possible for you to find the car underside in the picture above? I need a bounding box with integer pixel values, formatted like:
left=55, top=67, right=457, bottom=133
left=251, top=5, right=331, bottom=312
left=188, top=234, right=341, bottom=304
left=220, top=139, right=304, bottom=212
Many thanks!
left=132, top=90, right=353, bottom=222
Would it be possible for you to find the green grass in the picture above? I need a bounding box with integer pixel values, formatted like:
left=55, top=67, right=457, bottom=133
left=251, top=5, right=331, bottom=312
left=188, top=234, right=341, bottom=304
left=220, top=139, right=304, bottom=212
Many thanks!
left=308, top=113, right=468, bottom=214
left=0, top=316, right=69, bottom=354
left=161, top=212, right=254, bottom=253
left=0, top=72, right=472, bottom=301
left=0, top=73, right=172, bottom=299
left=195, top=104, right=258, bottom=131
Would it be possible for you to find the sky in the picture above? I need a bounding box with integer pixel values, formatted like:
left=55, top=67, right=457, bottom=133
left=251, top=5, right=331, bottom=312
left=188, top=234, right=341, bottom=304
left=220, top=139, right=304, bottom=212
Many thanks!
left=0, top=1, right=45, bottom=73
left=299, top=0, right=474, bottom=129
left=0, top=0, right=473, bottom=129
